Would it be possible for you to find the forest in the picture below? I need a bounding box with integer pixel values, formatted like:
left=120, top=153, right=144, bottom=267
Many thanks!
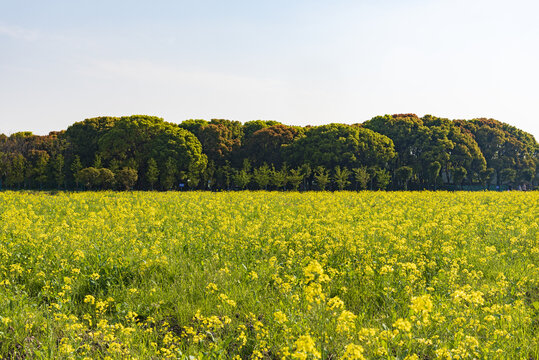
left=0, top=114, right=537, bottom=191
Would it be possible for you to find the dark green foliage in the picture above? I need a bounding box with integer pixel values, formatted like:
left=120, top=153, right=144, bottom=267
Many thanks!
left=287, top=168, right=304, bottom=191
left=0, top=114, right=536, bottom=191
left=352, top=167, right=370, bottom=190
left=76, top=167, right=101, bottom=189
left=333, top=166, right=351, bottom=190
left=146, top=158, right=159, bottom=190
left=395, top=166, right=413, bottom=190
left=116, top=167, right=138, bottom=190
left=98, top=168, right=115, bottom=189
left=285, top=123, right=396, bottom=170
left=314, top=166, right=331, bottom=191
left=253, top=164, right=271, bottom=190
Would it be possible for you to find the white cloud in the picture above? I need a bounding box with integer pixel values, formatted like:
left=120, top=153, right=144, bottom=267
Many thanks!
left=0, top=23, right=39, bottom=41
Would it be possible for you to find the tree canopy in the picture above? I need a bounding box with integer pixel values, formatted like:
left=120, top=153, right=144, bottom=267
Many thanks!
left=0, top=114, right=536, bottom=191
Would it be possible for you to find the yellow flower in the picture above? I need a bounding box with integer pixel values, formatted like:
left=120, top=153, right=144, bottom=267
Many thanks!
left=404, top=354, right=419, bottom=360
left=328, top=296, right=345, bottom=310
left=393, top=318, right=412, bottom=333
left=337, top=310, right=357, bottom=333
left=342, top=344, right=365, bottom=360
left=293, top=335, right=320, bottom=360
left=90, top=273, right=100, bottom=280
left=410, top=294, right=433, bottom=313
left=274, top=311, right=288, bottom=324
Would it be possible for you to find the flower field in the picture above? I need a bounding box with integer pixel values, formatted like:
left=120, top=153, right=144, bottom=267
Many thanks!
left=0, top=191, right=538, bottom=359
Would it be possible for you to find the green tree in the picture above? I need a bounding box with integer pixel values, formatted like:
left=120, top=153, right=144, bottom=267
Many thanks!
left=244, top=124, right=300, bottom=168
left=395, top=166, right=413, bottom=190
left=161, top=157, right=177, bottom=190
left=371, top=167, right=391, bottom=190
left=453, top=166, right=468, bottom=189
left=479, top=167, right=494, bottom=189
left=500, top=168, right=517, bottom=187
left=93, top=154, right=102, bottom=169
left=287, top=168, right=304, bottom=191
left=146, top=158, right=159, bottom=190
left=352, top=167, right=370, bottom=190
left=271, top=166, right=287, bottom=190
left=109, top=159, right=121, bottom=174
left=76, top=167, right=100, bottom=189
left=253, top=164, right=271, bottom=190
left=202, top=160, right=216, bottom=190
left=428, top=161, right=441, bottom=190
left=98, top=168, right=115, bottom=189
left=233, top=169, right=251, bottom=189
left=313, top=166, right=330, bottom=191
left=300, top=163, right=312, bottom=191
left=26, top=150, right=50, bottom=189
left=116, top=167, right=138, bottom=190
left=51, top=154, right=65, bottom=188
left=97, top=115, right=207, bottom=188
left=0, top=152, right=8, bottom=189
left=71, top=155, right=83, bottom=189
left=285, top=124, right=395, bottom=170
left=7, top=154, right=26, bottom=188
left=333, top=166, right=350, bottom=190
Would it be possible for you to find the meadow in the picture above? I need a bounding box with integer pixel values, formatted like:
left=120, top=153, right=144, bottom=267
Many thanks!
left=0, top=191, right=538, bottom=359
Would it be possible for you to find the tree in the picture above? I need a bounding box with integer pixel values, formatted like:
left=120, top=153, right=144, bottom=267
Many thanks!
left=252, top=164, right=271, bottom=190
left=352, top=167, right=370, bottom=190
left=500, top=168, right=517, bottom=188
left=71, top=155, right=83, bottom=189
left=313, top=166, right=330, bottom=191
left=233, top=169, right=251, bottom=189
left=76, top=167, right=100, bottom=189
left=202, top=160, right=216, bottom=190
left=109, top=159, right=121, bottom=174
left=216, top=161, right=233, bottom=190
left=479, top=167, right=494, bottom=189
left=333, top=166, right=350, bottom=190
left=270, top=166, right=287, bottom=190
left=63, top=116, right=118, bottom=167
left=7, top=154, right=26, bottom=188
left=300, top=163, right=312, bottom=191
left=93, top=154, right=102, bottom=169
left=98, top=168, right=115, bottom=189
left=287, top=168, right=304, bottom=191
left=243, top=124, right=300, bottom=167
left=427, top=161, right=441, bottom=190
left=192, top=119, right=243, bottom=167
left=51, top=154, right=65, bottom=188
left=146, top=158, right=159, bottom=190
left=116, top=167, right=138, bottom=190
left=0, top=152, right=8, bottom=189
left=371, top=167, right=391, bottom=190
left=395, top=166, right=413, bottom=190
left=161, top=157, right=177, bottom=190
left=285, top=124, right=395, bottom=170
left=95, top=116, right=207, bottom=189
left=26, top=150, right=50, bottom=189
left=453, top=166, right=467, bottom=189
left=242, top=120, right=281, bottom=141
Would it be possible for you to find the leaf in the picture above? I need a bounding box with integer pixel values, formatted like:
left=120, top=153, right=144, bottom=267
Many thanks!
left=532, top=301, right=539, bottom=310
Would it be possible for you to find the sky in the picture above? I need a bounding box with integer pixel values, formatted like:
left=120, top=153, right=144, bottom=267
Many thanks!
left=0, top=0, right=538, bottom=138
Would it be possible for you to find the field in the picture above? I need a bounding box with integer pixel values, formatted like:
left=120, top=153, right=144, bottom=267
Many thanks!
left=0, top=191, right=538, bottom=359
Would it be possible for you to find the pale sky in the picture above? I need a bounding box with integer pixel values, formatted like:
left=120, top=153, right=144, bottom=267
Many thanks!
left=1, top=0, right=538, bottom=138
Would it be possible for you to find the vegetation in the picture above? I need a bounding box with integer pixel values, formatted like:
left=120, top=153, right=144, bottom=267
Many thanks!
left=0, top=114, right=537, bottom=191
left=0, top=191, right=537, bottom=359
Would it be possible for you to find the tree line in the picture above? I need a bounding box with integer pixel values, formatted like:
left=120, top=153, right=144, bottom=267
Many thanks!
left=0, top=114, right=537, bottom=191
